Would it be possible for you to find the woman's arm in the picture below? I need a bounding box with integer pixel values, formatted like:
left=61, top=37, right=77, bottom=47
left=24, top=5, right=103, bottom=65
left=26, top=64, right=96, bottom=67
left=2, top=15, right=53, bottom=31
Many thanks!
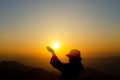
left=50, top=55, right=63, bottom=71
left=47, top=46, right=63, bottom=71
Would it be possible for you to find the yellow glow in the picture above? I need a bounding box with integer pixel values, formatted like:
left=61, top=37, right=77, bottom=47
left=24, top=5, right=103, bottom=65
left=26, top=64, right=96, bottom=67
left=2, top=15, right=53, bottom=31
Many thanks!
left=53, top=42, right=59, bottom=49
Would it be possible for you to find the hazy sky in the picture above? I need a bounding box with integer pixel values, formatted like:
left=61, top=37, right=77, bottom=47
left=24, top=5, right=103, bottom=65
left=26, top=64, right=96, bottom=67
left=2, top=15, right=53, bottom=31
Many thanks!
left=0, top=0, right=120, bottom=58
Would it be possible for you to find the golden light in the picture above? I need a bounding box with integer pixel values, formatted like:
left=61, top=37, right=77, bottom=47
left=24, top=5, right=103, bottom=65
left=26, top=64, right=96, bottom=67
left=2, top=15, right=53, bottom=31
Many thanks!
left=53, top=42, right=59, bottom=49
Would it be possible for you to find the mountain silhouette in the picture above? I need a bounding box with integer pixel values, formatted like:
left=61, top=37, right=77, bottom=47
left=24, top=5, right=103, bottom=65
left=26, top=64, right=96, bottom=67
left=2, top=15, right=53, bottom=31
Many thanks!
left=0, top=61, right=120, bottom=80
left=79, top=67, right=119, bottom=80
left=0, top=61, right=59, bottom=80
left=85, top=57, right=120, bottom=76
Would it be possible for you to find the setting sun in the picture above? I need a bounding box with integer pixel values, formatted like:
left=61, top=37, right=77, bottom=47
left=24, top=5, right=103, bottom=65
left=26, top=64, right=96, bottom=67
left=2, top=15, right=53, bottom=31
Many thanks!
left=53, top=42, right=59, bottom=49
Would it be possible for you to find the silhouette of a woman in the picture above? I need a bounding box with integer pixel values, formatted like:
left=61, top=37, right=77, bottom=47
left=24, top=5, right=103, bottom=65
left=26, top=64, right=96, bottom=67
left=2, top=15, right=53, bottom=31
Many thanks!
left=47, top=47, right=84, bottom=80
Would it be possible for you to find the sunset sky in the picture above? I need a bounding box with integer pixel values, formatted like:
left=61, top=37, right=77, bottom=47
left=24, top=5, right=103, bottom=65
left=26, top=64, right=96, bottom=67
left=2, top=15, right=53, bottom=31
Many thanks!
left=0, top=0, right=120, bottom=59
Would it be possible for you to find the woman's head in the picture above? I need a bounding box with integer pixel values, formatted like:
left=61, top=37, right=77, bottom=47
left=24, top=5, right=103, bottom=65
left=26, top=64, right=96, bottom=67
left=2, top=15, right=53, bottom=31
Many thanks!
left=66, top=49, right=81, bottom=59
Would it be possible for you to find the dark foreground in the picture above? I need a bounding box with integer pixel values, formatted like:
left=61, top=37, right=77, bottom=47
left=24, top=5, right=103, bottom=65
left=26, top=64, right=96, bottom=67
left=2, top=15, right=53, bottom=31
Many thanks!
left=0, top=61, right=119, bottom=80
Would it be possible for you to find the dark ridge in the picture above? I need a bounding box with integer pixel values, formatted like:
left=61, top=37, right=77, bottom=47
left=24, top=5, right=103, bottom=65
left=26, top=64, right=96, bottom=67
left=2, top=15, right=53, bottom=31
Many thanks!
left=0, top=61, right=120, bottom=80
left=0, top=61, right=59, bottom=80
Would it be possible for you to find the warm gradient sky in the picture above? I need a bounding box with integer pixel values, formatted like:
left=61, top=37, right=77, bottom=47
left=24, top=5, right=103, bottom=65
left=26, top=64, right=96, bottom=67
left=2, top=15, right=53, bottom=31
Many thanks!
left=0, top=0, right=120, bottom=59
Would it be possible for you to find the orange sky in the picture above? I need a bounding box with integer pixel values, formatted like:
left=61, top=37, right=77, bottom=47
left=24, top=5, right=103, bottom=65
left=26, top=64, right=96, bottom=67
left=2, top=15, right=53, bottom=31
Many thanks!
left=0, top=0, right=120, bottom=59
